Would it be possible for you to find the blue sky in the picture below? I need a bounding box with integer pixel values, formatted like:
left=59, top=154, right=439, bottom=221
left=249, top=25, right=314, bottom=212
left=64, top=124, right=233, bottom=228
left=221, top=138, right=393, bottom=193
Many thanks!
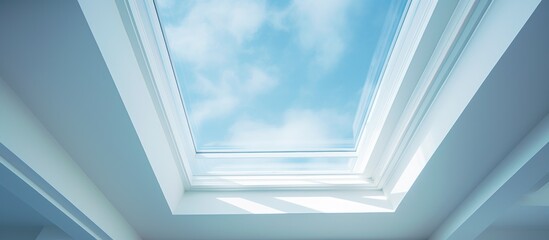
left=155, top=0, right=408, bottom=152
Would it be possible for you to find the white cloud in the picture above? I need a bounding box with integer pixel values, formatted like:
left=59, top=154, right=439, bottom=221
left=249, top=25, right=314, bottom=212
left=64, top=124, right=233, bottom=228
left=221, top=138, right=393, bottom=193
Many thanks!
left=242, top=67, right=278, bottom=94
left=162, top=0, right=281, bottom=125
left=226, top=109, right=351, bottom=150
left=155, top=0, right=175, bottom=9
left=189, top=67, right=278, bottom=124
left=190, top=75, right=239, bottom=124
left=164, top=0, right=267, bottom=67
left=289, top=0, right=353, bottom=69
left=225, top=2, right=267, bottom=43
left=164, top=0, right=353, bottom=69
left=162, top=0, right=356, bottom=135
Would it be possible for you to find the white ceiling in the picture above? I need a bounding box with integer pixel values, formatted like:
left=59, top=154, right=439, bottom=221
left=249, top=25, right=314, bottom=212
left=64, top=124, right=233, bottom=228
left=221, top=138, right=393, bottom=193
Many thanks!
left=0, top=0, right=548, bottom=239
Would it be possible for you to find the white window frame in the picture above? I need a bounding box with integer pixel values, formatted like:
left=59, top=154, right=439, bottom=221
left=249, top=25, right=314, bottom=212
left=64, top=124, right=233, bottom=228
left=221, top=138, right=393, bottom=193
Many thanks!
left=118, top=0, right=481, bottom=189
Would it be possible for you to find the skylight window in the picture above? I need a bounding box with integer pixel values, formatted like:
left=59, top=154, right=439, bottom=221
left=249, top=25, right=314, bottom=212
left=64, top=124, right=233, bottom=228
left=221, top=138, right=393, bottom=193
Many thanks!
left=155, top=0, right=409, bottom=153
left=95, top=0, right=503, bottom=211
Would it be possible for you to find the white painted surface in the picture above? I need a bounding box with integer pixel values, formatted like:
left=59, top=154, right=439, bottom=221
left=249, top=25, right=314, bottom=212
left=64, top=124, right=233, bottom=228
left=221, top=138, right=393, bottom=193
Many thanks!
left=0, top=78, right=139, bottom=239
left=0, top=227, right=41, bottom=240
left=431, top=115, right=549, bottom=239
left=77, top=0, right=186, bottom=212
left=35, top=226, right=72, bottom=240
left=477, top=228, right=549, bottom=240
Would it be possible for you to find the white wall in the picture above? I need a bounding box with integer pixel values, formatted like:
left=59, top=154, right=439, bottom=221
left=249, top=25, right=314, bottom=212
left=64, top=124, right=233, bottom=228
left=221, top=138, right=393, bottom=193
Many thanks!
left=0, top=78, right=140, bottom=239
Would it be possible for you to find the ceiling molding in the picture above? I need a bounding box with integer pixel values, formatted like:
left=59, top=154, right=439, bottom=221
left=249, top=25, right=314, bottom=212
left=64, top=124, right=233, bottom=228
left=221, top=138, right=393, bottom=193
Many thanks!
left=0, top=79, right=137, bottom=239
left=0, top=145, right=104, bottom=240
left=431, top=114, right=549, bottom=240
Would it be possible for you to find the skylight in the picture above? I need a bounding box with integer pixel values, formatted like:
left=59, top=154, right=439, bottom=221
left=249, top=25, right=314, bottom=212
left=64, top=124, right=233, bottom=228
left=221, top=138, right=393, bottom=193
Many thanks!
left=92, top=0, right=509, bottom=212
left=155, top=0, right=409, bottom=153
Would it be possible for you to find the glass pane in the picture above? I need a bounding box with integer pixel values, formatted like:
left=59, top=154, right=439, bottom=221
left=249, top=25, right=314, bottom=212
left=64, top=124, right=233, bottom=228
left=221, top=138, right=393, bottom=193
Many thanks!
left=156, top=0, right=408, bottom=152
left=191, top=156, right=356, bottom=175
